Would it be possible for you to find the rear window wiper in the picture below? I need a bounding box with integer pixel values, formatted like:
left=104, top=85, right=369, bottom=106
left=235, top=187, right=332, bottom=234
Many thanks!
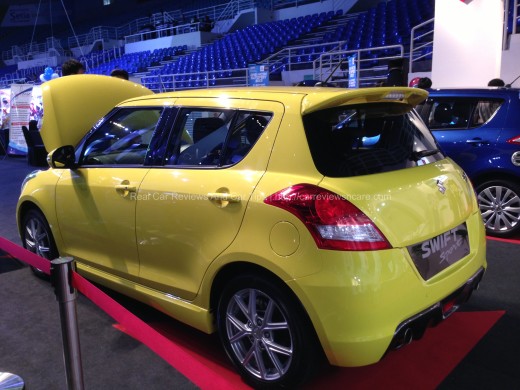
left=410, top=148, right=441, bottom=161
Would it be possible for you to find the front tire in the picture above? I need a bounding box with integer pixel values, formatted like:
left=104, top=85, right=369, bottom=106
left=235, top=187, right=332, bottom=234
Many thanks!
left=217, top=274, right=322, bottom=389
left=476, top=180, right=520, bottom=237
left=21, top=208, right=59, bottom=277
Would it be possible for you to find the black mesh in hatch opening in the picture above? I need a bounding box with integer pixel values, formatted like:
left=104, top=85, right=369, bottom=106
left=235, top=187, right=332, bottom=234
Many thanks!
left=303, top=103, right=444, bottom=178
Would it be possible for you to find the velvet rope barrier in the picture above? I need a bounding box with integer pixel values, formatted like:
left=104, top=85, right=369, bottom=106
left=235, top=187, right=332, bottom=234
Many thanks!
left=0, top=237, right=249, bottom=390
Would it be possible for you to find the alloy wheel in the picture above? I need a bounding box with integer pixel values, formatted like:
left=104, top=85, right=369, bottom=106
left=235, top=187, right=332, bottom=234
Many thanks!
left=478, top=185, right=520, bottom=234
left=224, top=288, right=293, bottom=381
left=24, top=216, right=53, bottom=259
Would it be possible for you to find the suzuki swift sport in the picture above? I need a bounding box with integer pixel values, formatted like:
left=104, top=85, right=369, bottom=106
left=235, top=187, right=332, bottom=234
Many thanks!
left=18, top=75, right=486, bottom=388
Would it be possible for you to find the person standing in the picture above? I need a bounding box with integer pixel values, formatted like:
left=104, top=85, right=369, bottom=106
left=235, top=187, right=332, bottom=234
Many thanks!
left=110, top=69, right=129, bottom=80
left=61, top=59, right=85, bottom=76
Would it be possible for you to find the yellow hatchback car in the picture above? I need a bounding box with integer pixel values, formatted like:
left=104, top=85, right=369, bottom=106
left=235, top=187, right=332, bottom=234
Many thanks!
left=18, top=75, right=486, bottom=388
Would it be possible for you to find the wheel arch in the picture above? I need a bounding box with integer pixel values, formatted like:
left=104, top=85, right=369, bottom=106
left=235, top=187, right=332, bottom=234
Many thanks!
left=209, top=261, right=324, bottom=352
left=17, top=200, right=62, bottom=250
left=470, top=170, right=520, bottom=189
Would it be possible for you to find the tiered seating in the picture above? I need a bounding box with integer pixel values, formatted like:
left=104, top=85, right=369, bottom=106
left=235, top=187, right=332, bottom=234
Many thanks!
left=88, top=46, right=186, bottom=76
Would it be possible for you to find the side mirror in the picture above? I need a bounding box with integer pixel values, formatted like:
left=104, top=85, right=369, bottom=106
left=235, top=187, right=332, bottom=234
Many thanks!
left=48, top=145, right=77, bottom=169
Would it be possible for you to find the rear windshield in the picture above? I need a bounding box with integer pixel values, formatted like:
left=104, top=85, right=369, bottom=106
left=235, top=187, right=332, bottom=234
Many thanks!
left=303, top=103, right=444, bottom=177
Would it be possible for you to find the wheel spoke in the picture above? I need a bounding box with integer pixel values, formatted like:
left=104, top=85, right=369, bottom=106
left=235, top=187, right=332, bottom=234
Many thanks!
left=234, top=292, right=253, bottom=323
left=227, top=313, right=250, bottom=343
left=262, top=340, right=285, bottom=376
left=254, top=342, right=268, bottom=379
left=264, top=338, right=293, bottom=357
left=247, top=289, right=257, bottom=323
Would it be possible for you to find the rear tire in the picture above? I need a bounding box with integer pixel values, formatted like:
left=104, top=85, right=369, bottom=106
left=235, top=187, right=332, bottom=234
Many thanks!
left=21, top=208, right=59, bottom=277
left=217, top=273, right=322, bottom=389
left=476, top=179, right=520, bottom=237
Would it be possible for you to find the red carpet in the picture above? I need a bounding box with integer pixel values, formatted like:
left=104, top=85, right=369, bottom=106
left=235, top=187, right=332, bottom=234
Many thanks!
left=117, top=310, right=504, bottom=390
left=487, top=235, right=520, bottom=245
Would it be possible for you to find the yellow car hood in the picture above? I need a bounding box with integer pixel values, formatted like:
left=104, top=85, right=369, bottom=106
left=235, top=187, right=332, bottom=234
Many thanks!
left=40, top=74, right=153, bottom=151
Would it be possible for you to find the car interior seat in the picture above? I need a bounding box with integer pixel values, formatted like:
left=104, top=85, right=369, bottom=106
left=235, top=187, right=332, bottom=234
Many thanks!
left=226, top=115, right=268, bottom=164
left=450, top=102, right=471, bottom=128
left=432, top=103, right=453, bottom=127
left=193, top=117, right=225, bottom=142
left=22, top=124, right=47, bottom=166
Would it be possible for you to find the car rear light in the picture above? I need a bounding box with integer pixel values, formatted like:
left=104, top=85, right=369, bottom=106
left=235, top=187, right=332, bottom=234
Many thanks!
left=264, top=184, right=391, bottom=251
left=506, top=135, right=520, bottom=144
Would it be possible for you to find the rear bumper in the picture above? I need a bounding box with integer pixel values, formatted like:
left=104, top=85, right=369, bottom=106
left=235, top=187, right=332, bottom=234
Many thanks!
left=387, top=266, right=485, bottom=351
left=286, top=210, right=487, bottom=367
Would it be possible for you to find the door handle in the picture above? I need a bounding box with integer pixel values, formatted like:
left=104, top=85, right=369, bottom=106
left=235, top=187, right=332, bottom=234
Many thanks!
left=115, top=182, right=137, bottom=198
left=207, top=192, right=241, bottom=203
left=466, top=138, right=489, bottom=145
left=207, top=192, right=241, bottom=208
left=115, top=184, right=137, bottom=192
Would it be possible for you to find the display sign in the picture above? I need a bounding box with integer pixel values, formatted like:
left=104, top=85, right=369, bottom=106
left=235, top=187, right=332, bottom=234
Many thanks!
left=348, top=55, right=358, bottom=88
left=8, top=84, right=33, bottom=155
left=248, top=64, right=269, bottom=86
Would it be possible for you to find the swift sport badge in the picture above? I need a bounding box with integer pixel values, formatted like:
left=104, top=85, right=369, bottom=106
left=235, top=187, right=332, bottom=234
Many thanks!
left=437, top=178, right=446, bottom=194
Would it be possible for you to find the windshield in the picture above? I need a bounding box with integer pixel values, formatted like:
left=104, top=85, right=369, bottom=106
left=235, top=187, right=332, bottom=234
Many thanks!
left=303, top=103, right=444, bottom=177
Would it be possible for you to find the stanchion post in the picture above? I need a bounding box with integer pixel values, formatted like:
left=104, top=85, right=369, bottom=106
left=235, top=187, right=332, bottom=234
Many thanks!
left=51, top=257, right=85, bottom=390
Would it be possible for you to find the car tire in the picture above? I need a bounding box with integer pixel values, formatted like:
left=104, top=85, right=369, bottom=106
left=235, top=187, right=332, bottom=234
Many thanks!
left=217, top=274, right=322, bottom=389
left=476, top=179, right=520, bottom=237
left=21, top=208, right=59, bottom=277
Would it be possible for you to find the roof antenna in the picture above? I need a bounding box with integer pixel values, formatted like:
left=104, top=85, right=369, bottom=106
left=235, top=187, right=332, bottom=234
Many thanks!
left=505, top=73, right=520, bottom=88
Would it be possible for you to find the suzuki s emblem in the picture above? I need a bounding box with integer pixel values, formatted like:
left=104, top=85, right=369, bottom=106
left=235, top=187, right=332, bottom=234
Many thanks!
left=437, top=179, right=446, bottom=194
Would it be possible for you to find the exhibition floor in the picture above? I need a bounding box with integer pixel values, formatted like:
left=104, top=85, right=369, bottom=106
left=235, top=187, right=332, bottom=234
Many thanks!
left=1, top=156, right=519, bottom=389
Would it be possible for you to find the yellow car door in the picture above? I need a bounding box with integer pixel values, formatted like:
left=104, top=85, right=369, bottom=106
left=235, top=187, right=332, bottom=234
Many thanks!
left=56, top=168, right=149, bottom=280
left=55, top=107, right=164, bottom=281
left=136, top=99, right=284, bottom=300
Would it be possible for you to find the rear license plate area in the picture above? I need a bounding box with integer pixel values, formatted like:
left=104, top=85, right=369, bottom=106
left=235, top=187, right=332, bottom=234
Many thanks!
left=407, top=223, right=470, bottom=280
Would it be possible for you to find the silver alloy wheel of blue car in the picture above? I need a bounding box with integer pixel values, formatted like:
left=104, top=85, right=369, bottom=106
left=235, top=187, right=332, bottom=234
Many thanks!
left=477, top=181, right=520, bottom=236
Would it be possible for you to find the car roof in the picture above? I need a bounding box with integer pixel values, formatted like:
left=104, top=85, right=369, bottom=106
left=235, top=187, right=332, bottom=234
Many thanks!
left=122, top=86, right=428, bottom=115
left=39, top=75, right=427, bottom=151
left=427, top=87, right=520, bottom=96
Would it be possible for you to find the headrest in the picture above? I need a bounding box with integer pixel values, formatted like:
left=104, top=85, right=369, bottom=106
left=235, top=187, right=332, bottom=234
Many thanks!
left=193, top=117, right=225, bottom=142
left=433, top=103, right=453, bottom=124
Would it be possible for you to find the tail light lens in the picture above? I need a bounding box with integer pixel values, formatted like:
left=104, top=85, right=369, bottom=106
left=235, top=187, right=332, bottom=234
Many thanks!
left=506, top=135, right=520, bottom=144
left=264, top=184, right=391, bottom=251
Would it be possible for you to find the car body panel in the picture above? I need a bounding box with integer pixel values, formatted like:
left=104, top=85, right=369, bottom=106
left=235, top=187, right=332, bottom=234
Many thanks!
left=135, top=98, right=285, bottom=299
left=320, top=160, right=476, bottom=248
left=17, top=84, right=487, bottom=370
left=40, top=74, right=153, bottom=151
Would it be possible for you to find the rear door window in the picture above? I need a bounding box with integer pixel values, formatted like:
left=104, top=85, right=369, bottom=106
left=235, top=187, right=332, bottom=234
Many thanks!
left=418, top=98, right=504, bottom=129
left=303, top=103, right=444, bottom=177
left=164, top=108, right=272, bottom=167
